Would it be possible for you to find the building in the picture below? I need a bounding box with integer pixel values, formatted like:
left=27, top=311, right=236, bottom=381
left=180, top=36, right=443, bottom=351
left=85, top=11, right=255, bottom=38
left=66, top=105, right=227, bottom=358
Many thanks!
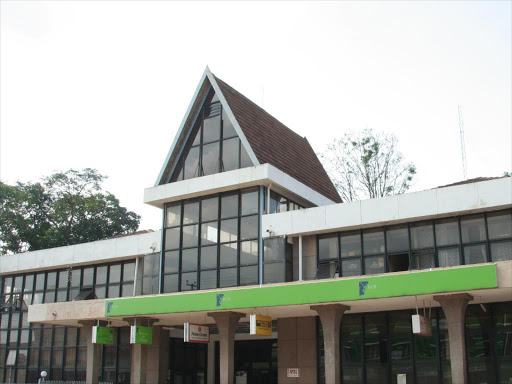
left=1, top=67, right=511, bottom=384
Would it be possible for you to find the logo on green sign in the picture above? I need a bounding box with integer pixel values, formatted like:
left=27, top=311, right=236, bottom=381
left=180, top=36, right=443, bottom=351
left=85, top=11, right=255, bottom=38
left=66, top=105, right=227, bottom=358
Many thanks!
left=130, top=326, right=152, bottom=344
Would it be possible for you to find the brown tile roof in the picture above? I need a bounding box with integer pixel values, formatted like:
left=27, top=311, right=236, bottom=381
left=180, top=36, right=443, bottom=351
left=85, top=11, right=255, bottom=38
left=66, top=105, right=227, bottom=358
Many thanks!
left=214, top=75, right=342, bottom=203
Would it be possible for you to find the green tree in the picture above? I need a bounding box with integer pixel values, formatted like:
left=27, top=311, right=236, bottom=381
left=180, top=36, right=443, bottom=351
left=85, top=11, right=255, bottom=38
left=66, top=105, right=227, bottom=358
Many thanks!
left=0, top=169, right=140, bottom=254
left=320, top=129, right=416, bottom=202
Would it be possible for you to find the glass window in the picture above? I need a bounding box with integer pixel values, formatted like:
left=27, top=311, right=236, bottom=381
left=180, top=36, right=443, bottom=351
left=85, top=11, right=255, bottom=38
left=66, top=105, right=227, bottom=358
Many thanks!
left=200, top=246, right=217, bottom=270
left=269, top=191, right=279, bottom=214
left=184, top=146, right=200, bottom=180
left=58, top=271, right=68, bottom=289
left=182, top=225, right=199, bottom=248
left=220, top=218, right=238, bottom=243
left=220, top=243, right=237, bottom=268
left=364, top=256, right=385, bottom=275
left=82, top=268, right=94, bottom=287
left=181, top=248, right=198, bottom=272
left=71, top=269, right=81, bottom=288
left=340, top=232, right=361, bottom=258
left=487, top=211, right=512, bottom=240
left=490, top=241, right=512, bottom=262
left=183, top=201, right=200, bottom=225
left=240, top=216, right=258, bottom=240
left=35, top=273, right=45, bottom=291
left=341, top=259, right=361, bottom=277
left=165, top=227, right=180, bottom=250
left=241, top=189, right=259, bottom=216
left=464, top=244, right=487, bottom=265
left=410, top=249, right=435, bottom=270
left=201, top=197, right=218, bottom=222
left=436, top=218, right=460, bottom=246
left=109, top=265, right=121, bottom=284
left=319, top=235, right=338, bottom=261
left=438, top=248, right=460, bottom=267
left=222, top=138, right=239, bottom=172
left=240, top=145, right=252, bottom=168
left=163, top=274, right=178, bottom=293
left=123, top=263, right=135, bottom=282
left=201, top=222, right=218, bottom=245
left=46, top=272, right=57, bottom=289
left=264, top=238, right=286, bottom=263
left=364, top=313, right=387, bottom=363
left=386, top=225, right=409, bottom=253
left=221, top=193, right=238, bottom=218
left=24, top=275, right=34, bottom=292
left=202, top=142, right=220, bottom=176
left=341, top=315, right=363, bottom=363
left=240, top=266, right=258, bottom=286
left=461, top=215, right=486, bottom=243
left=240, top=241, right=258, bottom=265
left=200, top=270, right=217, bottom=290
left=411, top=222, right=434, bottom=249
left=219, top=268, right=237, bottom=288
left=95, top=266, right=107, bottom=285
left=166, top=203, right=181, bottom=227
left=202, top=115, right=221, bottom=143
left=278, top=196, right=288, bottom=213
left=317, top=261, right=338, bottom=279
left=222, top=109, right=237, bottom=138
left=363, top=229, right=385, bottom=255
left=389, top=312, right=412, bottom=361
left=264, top=262, right=285, bottom=284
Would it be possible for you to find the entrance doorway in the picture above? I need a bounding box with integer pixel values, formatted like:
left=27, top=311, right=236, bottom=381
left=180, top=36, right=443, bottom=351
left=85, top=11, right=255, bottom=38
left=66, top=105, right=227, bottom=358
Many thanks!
left=169, top=337, right=207, bottom=384
left=215, top=339, right=277, bottom=384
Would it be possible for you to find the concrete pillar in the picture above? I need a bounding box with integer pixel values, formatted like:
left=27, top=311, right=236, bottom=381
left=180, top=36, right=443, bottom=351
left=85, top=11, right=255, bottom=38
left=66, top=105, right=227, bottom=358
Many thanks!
left=131, top=343, right=148, bottom=384
left=124, top=318, right=158, bottom=384
left=80, top=323, right=101, bottom=384
left=145, top=326, right=169, bottom=384
left=208, top=311, right=245, bottom=384
left=434, top=293, right=473, bottom=384
left=311, top=304, right=350, bottom=384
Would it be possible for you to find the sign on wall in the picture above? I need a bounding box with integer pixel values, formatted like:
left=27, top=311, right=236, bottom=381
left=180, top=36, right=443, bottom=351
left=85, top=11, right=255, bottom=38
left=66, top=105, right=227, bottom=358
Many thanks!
left=184, top=322, right=210, bottom=343
left=92, top=326, right=115, bottom=344
left=249, top=314, right=272, bottom=336
left=130, top=325, right=153, bottom=344
left=287, top=368, right=300, bottom=378
left=412, top=314, right=432, bottom=337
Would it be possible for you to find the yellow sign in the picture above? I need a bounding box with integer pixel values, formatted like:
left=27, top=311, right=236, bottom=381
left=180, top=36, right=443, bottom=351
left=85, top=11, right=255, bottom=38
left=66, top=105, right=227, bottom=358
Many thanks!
left=250, top=314, right=272, bottom=336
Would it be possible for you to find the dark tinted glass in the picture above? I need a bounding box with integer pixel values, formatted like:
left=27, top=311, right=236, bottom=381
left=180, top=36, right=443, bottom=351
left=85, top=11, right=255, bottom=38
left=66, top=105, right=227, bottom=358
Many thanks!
left=202, top=142, right=220, bottom=176
left=240, top=266, right=258, bottom=286
left=181, top=248, right=198, bottom=272
left=219, top=268, right=237, bottom=288
left=341, top=315, right=363, bottom=363
left=241, top=189, right=259, bottom=216
left=184, top=147, right=200, bottom=180
left=191, top=123, right=201, bottom=146
left=220, top=243, right=237, bottom=267
left=364, top=256, right=385, bottom=275
left=461, top=215, right=486, bottom=243
left=364, top=313, right=387, bottom=363
left=201, top=197, right=218, bottom=222
left=487, top=211, right=512, bottom=240
left=411, top=222, right=434, bottom=249
left=166, top=203, right=181, bottom=227
left=200, top=270, right=217, bottom=290
left=340, top=232, right=361, bottom=258
left=181, top=272, right=198, bottom=291
left=264, top=262, right=284, bottom=284
left=464, top=244, right=487, bottom=265
left=202, top=115, right=221, bottom=143
left=410, top=249, right=435, bottom=269
left=389, top=311, right=412, bottom=361
left=240, top=216, right=258, bottom=240
left=240, top=241, right=258, bottom=265
left=221, top=193, right=238, bottom=218
left=200, top=246, right=217, bottom=270
left=163, top=274, right=178, bottom=293
left=363, top=229, right=384, bottom=255
left=319, top=235, right=338, bottom=261
left=386, top=225, right=409, bottom=253
left=436, top=218, right=459, bottom=246
left=222, top=138, right=239, bottom=172
left=220, top=219, right=238, bottom=243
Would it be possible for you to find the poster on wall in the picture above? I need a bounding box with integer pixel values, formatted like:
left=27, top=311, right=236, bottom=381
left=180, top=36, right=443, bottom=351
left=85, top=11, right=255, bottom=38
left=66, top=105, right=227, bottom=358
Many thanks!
left=130, top=325, right=153, bottom=344
left=184, top=322, right=210, bottom=343
left=249, top=314, right=272, bottom=336
left=92, top=326, right=115, bottom=344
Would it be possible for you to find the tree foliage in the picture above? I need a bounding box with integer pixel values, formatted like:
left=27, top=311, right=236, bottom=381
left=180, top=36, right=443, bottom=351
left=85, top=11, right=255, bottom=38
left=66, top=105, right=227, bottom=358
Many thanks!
left=0, top=169, right=140, bottom=254
left=320, top=129, right=416, bottom=202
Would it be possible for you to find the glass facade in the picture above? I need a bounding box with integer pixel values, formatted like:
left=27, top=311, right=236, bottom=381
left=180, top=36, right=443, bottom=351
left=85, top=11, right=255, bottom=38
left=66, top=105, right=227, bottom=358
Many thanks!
left=318, top=302, right=512, bottom=384
left=171, top=90, right=252, bottom=183
left=0, top=261, right=135, bottom=383
left=317, top=209, right=512, bottom=279
left=265, top=189, right=303, bottom=214
left=162, top=188, right=261, bottom=292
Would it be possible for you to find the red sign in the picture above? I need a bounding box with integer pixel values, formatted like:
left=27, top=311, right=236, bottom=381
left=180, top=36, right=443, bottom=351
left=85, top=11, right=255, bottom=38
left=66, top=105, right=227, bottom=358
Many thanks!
left=287, top=368, right=300, bottom=378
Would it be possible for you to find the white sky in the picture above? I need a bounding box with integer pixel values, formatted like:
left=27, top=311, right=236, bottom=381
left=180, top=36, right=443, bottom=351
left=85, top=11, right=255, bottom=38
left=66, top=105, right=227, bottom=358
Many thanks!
left=1, top=1, right=511, bottom=231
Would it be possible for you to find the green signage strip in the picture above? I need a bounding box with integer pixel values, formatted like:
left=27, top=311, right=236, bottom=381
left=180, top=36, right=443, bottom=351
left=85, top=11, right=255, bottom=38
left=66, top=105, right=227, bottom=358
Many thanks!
left=105, top=264, right=497, bottom=317
left=130, top=325, right=153, bottom=344
left=92, top=326, right=115, bottom=344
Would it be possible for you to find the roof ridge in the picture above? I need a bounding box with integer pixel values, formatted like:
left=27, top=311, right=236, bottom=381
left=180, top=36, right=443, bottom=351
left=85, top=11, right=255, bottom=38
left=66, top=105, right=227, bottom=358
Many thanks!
left=213, top=74, right=308, bottom=143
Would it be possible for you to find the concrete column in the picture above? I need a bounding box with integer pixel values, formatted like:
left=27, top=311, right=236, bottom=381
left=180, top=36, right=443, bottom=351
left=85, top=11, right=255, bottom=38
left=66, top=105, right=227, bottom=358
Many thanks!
left=80, top=324, right=101, bottom=384
left=434, top=293, right=473, bottom=384
left=131, top=342, right=148, bottom=384
left=208, top=312, right=245, bottom=384
left=311, top=304, right=350, bottom=384
left=124, top=318, right=158, bottom=384
left=145, top=326, right=169, bottom=384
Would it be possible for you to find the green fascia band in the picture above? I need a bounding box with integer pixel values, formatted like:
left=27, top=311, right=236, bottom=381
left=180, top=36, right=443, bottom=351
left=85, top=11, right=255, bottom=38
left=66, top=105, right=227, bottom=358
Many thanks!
left=105, top=264, right=497, bottom=317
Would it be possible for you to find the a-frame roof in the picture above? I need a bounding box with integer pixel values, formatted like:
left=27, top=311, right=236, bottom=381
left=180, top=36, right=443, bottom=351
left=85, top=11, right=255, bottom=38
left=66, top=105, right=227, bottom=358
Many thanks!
left=156, top=67, right=342, bottom=204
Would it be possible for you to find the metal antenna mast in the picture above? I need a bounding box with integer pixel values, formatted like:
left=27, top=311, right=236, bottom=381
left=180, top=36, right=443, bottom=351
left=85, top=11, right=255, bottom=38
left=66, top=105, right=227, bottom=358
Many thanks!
left=458, top=105, right=468, bottom=180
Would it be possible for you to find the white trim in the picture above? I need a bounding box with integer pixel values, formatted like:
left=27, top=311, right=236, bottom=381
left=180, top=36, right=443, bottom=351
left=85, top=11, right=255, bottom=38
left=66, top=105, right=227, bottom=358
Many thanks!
left=206, top=68, right=260, bottom=166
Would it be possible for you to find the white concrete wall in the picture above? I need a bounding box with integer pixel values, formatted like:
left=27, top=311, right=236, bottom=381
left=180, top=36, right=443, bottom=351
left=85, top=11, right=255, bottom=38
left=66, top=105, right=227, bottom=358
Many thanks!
left=144, top=163, right=335, bottom=209
left=262, top=177, right=512, bottom=237
left=0, top=230, right=161, bottom=275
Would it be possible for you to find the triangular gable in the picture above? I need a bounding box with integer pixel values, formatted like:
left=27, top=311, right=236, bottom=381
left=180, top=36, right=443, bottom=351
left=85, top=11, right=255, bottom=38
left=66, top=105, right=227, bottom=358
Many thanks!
left=155, top=67, right=259, bottom=186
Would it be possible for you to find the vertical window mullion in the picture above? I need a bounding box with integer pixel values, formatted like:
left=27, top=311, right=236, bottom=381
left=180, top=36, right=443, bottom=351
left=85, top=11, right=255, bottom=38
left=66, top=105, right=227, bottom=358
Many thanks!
left=178, top=202, right=184, bottom=292
left=384, top=227, right=389, bottom=273
left=159, top=204, right=166, bottom=294
left=458, top=217, right=464, bottom=265
left=197, top=199, right=202, bottom=290
left=360, top=231, right=365, bottom=275
left=432, top=221, right=439, bottom=268
left=483, top=212, right=491, bottom=263
left=237, top=191, right=241, bottom=286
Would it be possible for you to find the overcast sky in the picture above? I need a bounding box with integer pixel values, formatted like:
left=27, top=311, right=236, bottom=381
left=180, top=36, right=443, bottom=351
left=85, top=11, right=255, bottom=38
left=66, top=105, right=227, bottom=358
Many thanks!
left=1, top=1, right=511, bottom=231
